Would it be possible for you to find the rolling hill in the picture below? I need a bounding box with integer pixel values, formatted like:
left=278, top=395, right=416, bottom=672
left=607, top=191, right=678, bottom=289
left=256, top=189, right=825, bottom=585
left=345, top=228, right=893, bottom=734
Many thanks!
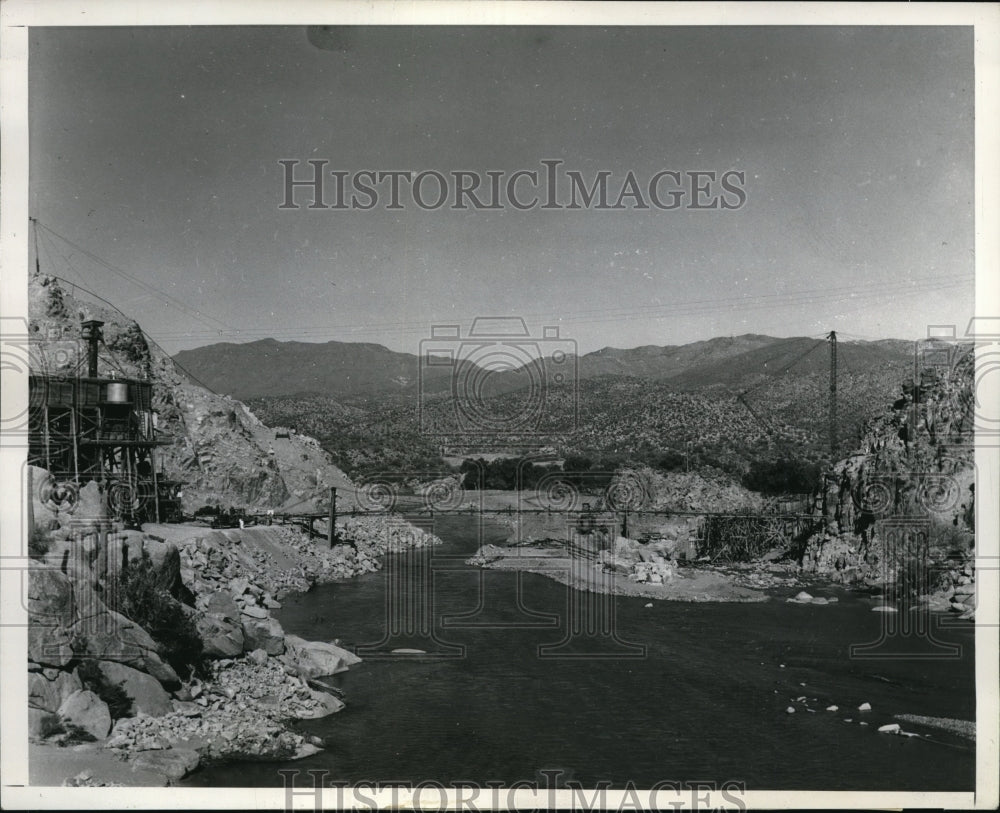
left=182, top=333, right=922, bottom=484
left=174, top=338, right=446, bottom=402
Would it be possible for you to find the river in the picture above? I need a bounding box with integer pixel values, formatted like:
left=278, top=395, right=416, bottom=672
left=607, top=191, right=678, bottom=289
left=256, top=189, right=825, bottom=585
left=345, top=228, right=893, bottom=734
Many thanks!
left=185, top=516, right=975, bottom=790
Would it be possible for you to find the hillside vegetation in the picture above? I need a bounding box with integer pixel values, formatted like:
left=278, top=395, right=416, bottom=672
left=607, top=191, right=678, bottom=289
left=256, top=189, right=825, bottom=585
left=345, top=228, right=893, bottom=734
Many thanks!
left=196, top=332, right=920, bottom=495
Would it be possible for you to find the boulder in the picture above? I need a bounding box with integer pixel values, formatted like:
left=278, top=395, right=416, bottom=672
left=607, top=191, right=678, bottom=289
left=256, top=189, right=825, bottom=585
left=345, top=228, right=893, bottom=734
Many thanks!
left=282, top=634, right=361, bottom=679
left=196, top=613, right=245, bottom=658
left=242, top=615, right=285, bottom=655
left=294, top=690, right=346, bottom=719
left=27, top=567, right=77, bottom=668
left=29, top=668, right=82, bottom=713
left=240, top=604, right=269, bottom=620
left=229, top=577, right=250, bottom=596
left=204, top=590, right=240, bottom=622
left=107, top=538, right=186, bottom=599
left=31, top=468, right=106, bottom=533
left=248, top=648, right=269, bottom=666
left=30, top=565, right=179, bottom=684
left=71, top=605, right=180, bottom=686
left=58, top=690, right=112, bottom=740
left=96, top=661, right=173, bottom=717
left=131, top=747, right=200, bottom=781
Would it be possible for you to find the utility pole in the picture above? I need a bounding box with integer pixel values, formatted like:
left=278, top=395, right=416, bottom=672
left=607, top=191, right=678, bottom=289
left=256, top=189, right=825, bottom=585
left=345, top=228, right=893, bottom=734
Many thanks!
left=327, top=486, right=337, bottom=548
left=828, top=331, right=837, bottom=457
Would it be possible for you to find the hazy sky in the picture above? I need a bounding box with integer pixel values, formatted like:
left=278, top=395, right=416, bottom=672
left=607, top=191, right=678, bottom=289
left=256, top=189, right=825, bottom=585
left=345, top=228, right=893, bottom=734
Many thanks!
left=29, top=25, right=974, bottom=355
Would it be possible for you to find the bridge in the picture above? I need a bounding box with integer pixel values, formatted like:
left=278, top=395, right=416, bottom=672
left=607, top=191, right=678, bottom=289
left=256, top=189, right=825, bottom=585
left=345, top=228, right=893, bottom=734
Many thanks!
left=249, top=486, right=820, bottom=557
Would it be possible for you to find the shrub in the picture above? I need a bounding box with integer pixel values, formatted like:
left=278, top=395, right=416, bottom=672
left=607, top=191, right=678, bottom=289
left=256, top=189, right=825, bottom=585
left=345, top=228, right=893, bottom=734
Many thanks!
left=928, top=518, right=974, bottom=558
left=58, top=724, right=97, bottom=746
left=742, top=457, right=822, bottom=495
left=76, top=660, right=133, bottom=720
left=106, top=550, right=204, bottom=678
left=655, top=450, right=687, bottom=472
left=37, top=713, right=65, bottom=740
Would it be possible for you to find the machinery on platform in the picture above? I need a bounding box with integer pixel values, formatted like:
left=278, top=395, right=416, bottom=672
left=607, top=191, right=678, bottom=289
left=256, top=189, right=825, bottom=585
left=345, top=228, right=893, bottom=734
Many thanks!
left=28, top=319, right=182, bottom=523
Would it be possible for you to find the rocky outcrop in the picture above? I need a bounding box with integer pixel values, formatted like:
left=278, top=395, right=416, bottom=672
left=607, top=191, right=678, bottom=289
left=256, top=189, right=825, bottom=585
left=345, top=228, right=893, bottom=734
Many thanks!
left=28, top=275, right=357, bottom=513
left=29, top=670, right=83, bottom=715
left=58, top=690, right=112, bottom=740
left=28, top=511, right=442, bottom=783
left=25, top=276, right=445, bottom=782
left=240, top=615, right=285, bottom=655
left=130, top=748, right=201, bottom=782
left=282, top=634, right=361, bottom=679
left=96, top=662, right=173, bottom=717
left=801, top=347, right=975, bottom=594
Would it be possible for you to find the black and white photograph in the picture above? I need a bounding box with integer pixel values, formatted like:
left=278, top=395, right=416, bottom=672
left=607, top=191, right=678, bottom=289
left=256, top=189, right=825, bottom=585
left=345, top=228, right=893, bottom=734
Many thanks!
left=1, top=1, right=998, bottom=809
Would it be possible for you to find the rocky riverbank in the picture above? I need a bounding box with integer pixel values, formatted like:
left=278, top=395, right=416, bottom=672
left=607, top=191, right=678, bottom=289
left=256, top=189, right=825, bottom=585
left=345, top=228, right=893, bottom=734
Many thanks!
left=468, top=539, right=771, bottom=603
left=28, top=513, right=439, bottom=786
left=467, top=531, right=973, bottom=610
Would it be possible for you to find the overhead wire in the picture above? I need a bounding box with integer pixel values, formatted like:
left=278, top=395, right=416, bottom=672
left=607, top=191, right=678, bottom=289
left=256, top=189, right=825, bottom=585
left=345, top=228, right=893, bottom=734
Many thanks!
left=148, top=273, right=972, bottom=343
left=30, top=217, right=971, bottom=362
left=34, top=219, right=239, bottom=337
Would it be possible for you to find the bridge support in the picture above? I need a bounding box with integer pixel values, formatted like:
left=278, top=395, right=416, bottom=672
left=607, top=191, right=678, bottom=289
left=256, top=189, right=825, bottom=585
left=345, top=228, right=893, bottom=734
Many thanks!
left=327, top=486, right=337, bottom=548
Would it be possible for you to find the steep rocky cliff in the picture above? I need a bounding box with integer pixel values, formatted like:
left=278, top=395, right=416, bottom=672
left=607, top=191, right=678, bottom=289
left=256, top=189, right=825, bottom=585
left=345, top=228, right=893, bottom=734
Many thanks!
left=26, top=276, right=446, bottom=784
left=28, top=275, right=355, bottom=511
left=802, top=342, right=975, bottom=590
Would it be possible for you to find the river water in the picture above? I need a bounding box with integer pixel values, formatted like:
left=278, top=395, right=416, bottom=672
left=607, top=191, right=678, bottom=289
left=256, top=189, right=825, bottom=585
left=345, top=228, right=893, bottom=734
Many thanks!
left=187, top=516, right=975, bottom=790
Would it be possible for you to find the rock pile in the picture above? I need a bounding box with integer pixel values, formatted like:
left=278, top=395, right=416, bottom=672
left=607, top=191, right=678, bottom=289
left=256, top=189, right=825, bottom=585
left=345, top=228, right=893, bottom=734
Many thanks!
left=177, top=517, right=439, bottom=605
left=597, top=538, right=676, bottom=584
left=104, top=655, right=340, bottom=762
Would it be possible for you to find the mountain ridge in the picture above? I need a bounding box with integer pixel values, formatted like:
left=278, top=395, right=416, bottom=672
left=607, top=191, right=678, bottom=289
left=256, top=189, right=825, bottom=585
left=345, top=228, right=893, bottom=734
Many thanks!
left=174, top=333, right=913, bottom=402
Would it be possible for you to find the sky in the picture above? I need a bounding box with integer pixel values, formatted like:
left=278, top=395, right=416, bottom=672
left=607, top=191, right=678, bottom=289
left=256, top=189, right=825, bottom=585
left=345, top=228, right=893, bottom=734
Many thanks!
left=28, top=25, right=974, bottom=356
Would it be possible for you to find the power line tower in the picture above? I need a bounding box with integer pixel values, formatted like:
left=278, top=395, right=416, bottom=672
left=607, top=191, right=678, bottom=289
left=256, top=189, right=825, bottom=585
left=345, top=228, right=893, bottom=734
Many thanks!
left=828, top=330, right=838, bottom=456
